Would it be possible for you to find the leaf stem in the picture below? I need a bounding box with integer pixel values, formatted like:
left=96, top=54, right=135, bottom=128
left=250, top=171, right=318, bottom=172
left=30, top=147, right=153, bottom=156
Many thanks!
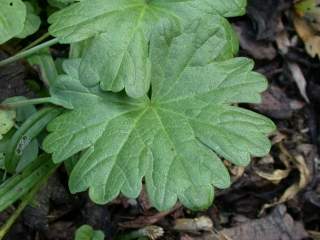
left=0, top=38, right=59, bottom=68
left=20, top=33, right=51, bottom=52
left=0, top=190, right=35, bottom=240
left=1, top=97, right=54, bottom=109
left=0, top=165, right=57, bottom=240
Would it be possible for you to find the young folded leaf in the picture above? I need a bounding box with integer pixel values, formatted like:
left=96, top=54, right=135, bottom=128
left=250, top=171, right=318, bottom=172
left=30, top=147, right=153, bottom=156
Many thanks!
left=43, top=18, right=275, bottom=211
left=48, top=0, right=246, bottom=98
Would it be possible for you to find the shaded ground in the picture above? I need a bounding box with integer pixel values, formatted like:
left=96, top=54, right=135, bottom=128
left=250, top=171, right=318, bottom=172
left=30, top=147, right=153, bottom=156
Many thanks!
left=0, top=0, right=320, bottom=239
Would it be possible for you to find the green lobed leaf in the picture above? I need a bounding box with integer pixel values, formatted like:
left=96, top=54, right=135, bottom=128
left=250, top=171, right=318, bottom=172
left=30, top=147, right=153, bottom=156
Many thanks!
left=48, top=0, right=245, bottom=98
left=16, top=1, right=41, bottom=38
left=74, top=225, right=104, bottom=240
left=0, top=0, right=26, bottom=44
left=43, top=18, right=275, bottom=211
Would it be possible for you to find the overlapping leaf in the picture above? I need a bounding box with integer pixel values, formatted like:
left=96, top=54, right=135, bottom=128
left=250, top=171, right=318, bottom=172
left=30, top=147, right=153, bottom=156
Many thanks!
left=0, top=0, right=41, bottom=44
left=43, top=18, right=275, bottom=211
left=17, top=2, right=41, bottom=38
left=48, top=0, right=246, bottom=97
left=0, top=0, right=26, bottom=44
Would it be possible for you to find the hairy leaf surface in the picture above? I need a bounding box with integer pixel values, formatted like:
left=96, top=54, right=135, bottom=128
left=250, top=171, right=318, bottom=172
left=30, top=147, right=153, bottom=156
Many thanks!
left=49, top=0, right=246, bottom=97
left=44, top=19, right=275, bottom=211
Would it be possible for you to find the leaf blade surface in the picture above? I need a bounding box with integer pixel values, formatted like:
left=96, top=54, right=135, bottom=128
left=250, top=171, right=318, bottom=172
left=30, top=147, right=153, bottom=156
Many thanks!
left=44, top=17, right=275, bottom=211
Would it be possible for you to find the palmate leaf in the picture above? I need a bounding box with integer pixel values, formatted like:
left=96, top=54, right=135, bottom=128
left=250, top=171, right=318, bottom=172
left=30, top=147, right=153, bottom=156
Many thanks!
left=48, top=0, right=246, bottom=98
left=43, top=18, right=275, bottom=211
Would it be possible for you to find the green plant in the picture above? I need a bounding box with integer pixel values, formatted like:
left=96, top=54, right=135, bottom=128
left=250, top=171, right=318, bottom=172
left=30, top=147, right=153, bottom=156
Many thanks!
left=0, top=0, right=40, bottom=44
left=74, top=225, right=104, bottom=240
left=0, top=0, right=275, bottom=236
left=47, top=0, right=247, bottom=98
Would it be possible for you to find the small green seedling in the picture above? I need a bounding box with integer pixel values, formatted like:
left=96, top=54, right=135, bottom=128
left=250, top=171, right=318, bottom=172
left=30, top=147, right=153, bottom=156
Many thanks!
left=74, top=225, right=104, bottom=240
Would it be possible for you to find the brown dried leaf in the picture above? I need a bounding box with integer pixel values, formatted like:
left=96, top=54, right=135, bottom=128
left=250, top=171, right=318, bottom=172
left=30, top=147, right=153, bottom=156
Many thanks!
left=271, top=131, right=287, bottom=145
left=255, top=169, right=291, bottom=184
left=222, top=205, right=309, bottom=240
left=305, top=8, right=320, bottom=31
left=234, top=22, right=277, bottom=60
left=275, top=20, right=291, bottom=54
left=260, top=153, right=310, bottom=212
left=118, top=204, right=181, bottom=229
left=181, top=232, right=232, bottom=240
left=288, top=62, right=310, bottom=103
left=308, top=230, right=320, bottom=240
left=174, top=216, right=213, bottom=233
left=251, top=85, right=293, bottom=119
left=224, top=161, right=245, bottom=182
left=138, top=186, right=153, bottom=211
left=293, top=12, right=320, bottom=58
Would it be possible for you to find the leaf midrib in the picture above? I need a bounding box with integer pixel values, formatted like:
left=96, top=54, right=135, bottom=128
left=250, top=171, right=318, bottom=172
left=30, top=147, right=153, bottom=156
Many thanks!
left=50, top=3, right=144, bottom=34
left=109, top=5, right=148, bottom=89
left=150, top=107, right=195, bottom=207
left=155, top=78, right=262, bottom=105
left=152, top=28, right=220, bottom=101
left=154, top=106, right=268, bottom=155
left=78, top=107, right=149, bottom=197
